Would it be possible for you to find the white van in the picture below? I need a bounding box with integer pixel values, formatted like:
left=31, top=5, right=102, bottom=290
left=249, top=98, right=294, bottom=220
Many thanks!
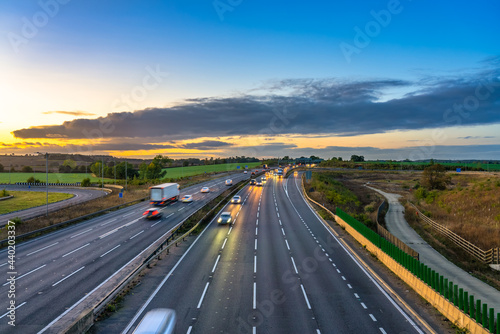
left=132, top=308, right=176, bottom=334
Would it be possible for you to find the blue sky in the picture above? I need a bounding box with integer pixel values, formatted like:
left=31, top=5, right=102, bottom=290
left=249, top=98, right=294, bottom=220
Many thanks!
left=0, top=0, right=499, bottom=159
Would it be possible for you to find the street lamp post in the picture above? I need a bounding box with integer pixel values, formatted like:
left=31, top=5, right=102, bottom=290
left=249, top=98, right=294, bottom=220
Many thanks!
left=36, top=152, right=49, bottom=216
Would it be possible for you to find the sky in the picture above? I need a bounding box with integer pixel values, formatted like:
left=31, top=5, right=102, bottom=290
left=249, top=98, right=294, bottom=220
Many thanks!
left=0, top=0, right=499, bottom=160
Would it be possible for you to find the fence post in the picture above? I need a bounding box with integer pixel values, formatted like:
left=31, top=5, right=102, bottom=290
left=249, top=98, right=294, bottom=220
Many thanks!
left=489, top=308, right=494, bottom=333
left=470, top=295, right=475, bottom=318
left=483, top=303, right=488, bottom=328
left=459, top=288, right=464, bottom=311
left=449, top=281, right=454, bottom=302
left=464, top=291, right=469, bottom=314
left=476, top=300, right=482, bottom=323
left=454, top=285, right=458, bottom=307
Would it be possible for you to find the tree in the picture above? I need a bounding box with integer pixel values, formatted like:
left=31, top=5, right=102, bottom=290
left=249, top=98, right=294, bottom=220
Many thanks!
left=0, top=163, right=3, bottom=172
left=81, top=178, right=91, bottom=187
left=63, top=159, right=77, bottom=170
left=115, top=162, right=138, bottom=179
left=27, top=176, right=41, bottom=183
left=140, top=155, right=171, bottom=180
left=421, top=164, right=450, bottom=190
left=22, top=165, right=34, bottom=173
left=350, top=155, right=365, bottom=162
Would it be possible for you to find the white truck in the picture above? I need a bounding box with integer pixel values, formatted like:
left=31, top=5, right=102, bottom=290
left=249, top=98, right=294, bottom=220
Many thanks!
left=149, top=183, right=180, bottom=206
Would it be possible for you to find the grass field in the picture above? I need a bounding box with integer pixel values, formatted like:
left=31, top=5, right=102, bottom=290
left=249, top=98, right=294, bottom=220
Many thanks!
left=161, top=162, right=262, bottom=179
left=0, top=190, right=74, bottom=214
left=0, top=162, right=262, bottom=184
left=0, top=172, right=108, bottom=184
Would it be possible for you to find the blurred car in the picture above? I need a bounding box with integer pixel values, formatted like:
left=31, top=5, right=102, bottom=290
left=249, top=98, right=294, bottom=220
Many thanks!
left=231, top=195, right=242, bottom=204
left=243, top=170, right=248, bottom=174
left=261, top=176, right=267, bottom=183
left=218, top=212, right=232, bottom=224
left=132, top=308, right=176, bottom=334
left=256, top=180, right=263, bottom=186
left=201, top=187, right=210, bottom=193
left=251, top=171, right=255, bottom=176
left=249, top=179, right=256, bottom=185
left=181, top=195, right=193, bottom=203
left=143, top=208, right=162, bottom=219
left=225, top=179, right=233, bottom=186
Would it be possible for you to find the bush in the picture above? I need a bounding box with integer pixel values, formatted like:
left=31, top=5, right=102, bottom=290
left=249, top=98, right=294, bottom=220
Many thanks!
left=414, top=187, right=428, bottom=200
left=26, top=176, right=42, bottom=184
left=81, top=178, right=91, bottom=187
left=1, top=189, right=9, bottom=197
left=364, top=204, right=375, bottom=213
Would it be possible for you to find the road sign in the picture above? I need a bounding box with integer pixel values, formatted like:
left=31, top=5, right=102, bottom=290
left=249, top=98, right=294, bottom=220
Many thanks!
left=456, top=168, right=461, bottom=172
left=237, top=166, right=240, bottom=169
left=119, top=192, right=123, bottom=198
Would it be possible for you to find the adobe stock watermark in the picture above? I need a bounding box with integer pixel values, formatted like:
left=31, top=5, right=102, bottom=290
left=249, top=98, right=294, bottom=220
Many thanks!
left=405, top=77, right=500, bottom=161
left=7, top=0, right=71, bottom=54
left=66, top=64, right=169, bottom=155
left=339, top=0, right=407, bottom=63
left=213, top=0, right=243, bottom=21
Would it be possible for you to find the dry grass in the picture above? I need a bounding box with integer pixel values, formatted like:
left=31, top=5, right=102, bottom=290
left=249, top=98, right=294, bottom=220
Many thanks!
left=413, top=172, right=500, bottom=250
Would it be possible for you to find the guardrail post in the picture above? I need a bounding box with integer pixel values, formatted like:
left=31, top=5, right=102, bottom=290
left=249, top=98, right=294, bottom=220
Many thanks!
left=470, top=295, right=475, bottom=318
left=496, top=312, right=499, bottom=334
left=444, top=278, right=448, bottom=296
left=449, top=281, right=454, bottom=302
left=476, top=300, right=481, bottom=323
left=439, top=275, right=444, bottom=295
left=459, top=288, right=464, bottom=311
left=464, top=291, right=469, bottom=314
left=453, top=285, right=458, bottom=307
left=489, top=308, right=494, bottom=333
left=483, top=304, right=488, bottom=328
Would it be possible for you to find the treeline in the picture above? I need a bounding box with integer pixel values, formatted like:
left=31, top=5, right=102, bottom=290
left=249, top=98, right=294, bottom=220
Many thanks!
left=319, top=158, right=495, bottom=171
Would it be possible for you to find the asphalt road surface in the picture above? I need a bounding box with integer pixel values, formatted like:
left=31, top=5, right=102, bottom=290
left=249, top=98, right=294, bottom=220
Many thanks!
left=0, top=184, right=108, bottom=226
left=115, top=174, right=428, bottom=334
left=0, top=172, right=250, bottom=333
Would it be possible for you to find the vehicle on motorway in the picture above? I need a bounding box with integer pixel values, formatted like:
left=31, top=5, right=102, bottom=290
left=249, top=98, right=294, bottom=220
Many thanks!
left=263, top=164, right=268, bottom=169
left=132, top=308, right=176, bottom=334
left=218, top=212, right=232, bottom=224
left=243, top=170, right=248, bottom=174
left=249, top=179, right=256, bottom=185
left=225, top=179, right=233, bottom=186
left=231, top=195, right=241, bottom=204
left=256, top=180, right=263, bottom=186
left=261, top=176, right=267, bottom=183
left=181, top=195, right=193, bottom=203
left=251, top=171, right=255, bottom=176
left=143, top=208, right=163, bottom=220
left=277, top=168, right=283, bottom=178
left=149, top=183, right=180, bottom=206
left=294, top=171, right=298, bottom=176
left=201, top=187, right=210, bottom=193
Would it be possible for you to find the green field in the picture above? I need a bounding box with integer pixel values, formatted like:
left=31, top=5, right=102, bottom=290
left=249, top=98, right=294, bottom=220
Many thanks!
left=0, top=162, right=262, bottom=184
left=0, top=190, right=74, bottom=214
left=161, top=162, right=262, bottom=179
left=0, top=172, right=109, bottom=184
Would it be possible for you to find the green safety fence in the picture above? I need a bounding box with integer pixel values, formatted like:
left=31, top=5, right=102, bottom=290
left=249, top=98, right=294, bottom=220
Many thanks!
left=335, top=208, right=499, bottom=334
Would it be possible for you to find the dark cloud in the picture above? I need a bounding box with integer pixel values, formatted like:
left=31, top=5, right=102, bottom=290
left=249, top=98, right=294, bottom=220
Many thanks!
left=42, top=110, right=96, bottom=116
left=178, top=140, right=233, bottom=150
left=12, top=61, right=500, bottom=141
left=457, top=136, right=495, bottom=139
left=237, top=144, right=500, bottom=161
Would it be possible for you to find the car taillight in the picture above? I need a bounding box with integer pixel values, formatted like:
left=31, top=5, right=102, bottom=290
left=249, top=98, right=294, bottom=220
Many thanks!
left=153, top=210, right=158, bottom=215
left=143, top=211, right=148, bottom=215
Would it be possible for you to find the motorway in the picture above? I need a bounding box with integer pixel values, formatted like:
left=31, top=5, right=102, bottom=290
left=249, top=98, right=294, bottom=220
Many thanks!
left=116, top=173, right=428, bottom=334
left=0, top=172, right=250, bottom=333
left=0, top=184, right=108, bottom=225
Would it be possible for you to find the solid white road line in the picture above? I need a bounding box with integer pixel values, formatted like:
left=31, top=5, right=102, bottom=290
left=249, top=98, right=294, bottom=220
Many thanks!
left=285, top=240, right=290, bottom=251
left=369, top=314, right=377, bottom=322
left=197, top=282, right=210, bottom=308
left=361, top=302, right=367, bottom=309
left=26, top=242, right=59, bottom=256
left=212, top=255, right=221, bottom=273
left=0, top=302, right=26, bottom=319
left=3, top=265, right=46, bottom=286
left=253, top=282, right=257, bottom=309
left=165, top=213, right=174, bottom=219
left=255, top=239, right=258, bottom=250
left=254, top=256, right=257, bottom=273
left=70, top=228, right=93, bottom=238
left=186, top=326, right=193, bottom=334
left=52, top=266, right=85, bottom=286
left=62, top=243, right=89, bottom=257
left=100, top=245, right=121, bottom=258
left=101, top=218, right=117, bottom=226
left=379, top=328, right=387, bottom=334
left=300, top=284, right=311, bottom=309
left=290, top=257, right=299, bottom=274
left=130, top=230, right=144, bottom=240
left=222, top=238, right=228, bottom=249
left=123, top=211, right=135, bottom=217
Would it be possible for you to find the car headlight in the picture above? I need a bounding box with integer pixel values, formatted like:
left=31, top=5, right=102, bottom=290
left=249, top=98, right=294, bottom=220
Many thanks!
left=228, top=218, right=231, bottom=222
left=218, top=218, right=222, bottom=222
